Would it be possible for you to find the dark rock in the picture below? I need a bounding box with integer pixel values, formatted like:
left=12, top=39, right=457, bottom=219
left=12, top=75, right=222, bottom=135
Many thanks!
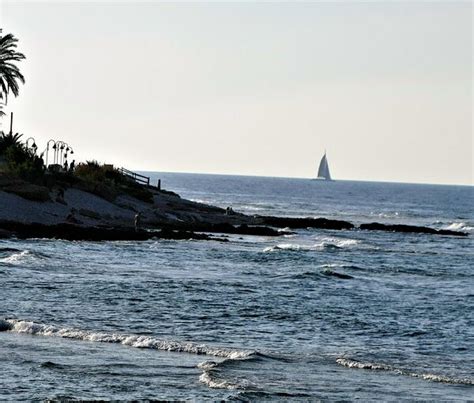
left=257, top=216, right=354, bottom=230
left=0, top=220, right=230, bottom=242
left=156, top=228, right=211, bottom=241
left=322, top=270, right=354, bottom=280
left=78, top=208, right=102, bottom=220
left=0, top=229, right=12, bottom=239
left=360, top=222, right=468, bottom=237
left=159, top=222, right=285, bottom=237
left=0, top=320, right=11, bottom=332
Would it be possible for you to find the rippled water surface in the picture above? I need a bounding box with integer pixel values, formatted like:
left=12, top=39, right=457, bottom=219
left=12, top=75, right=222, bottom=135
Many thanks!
left=1, top=174, right=473, bottom=400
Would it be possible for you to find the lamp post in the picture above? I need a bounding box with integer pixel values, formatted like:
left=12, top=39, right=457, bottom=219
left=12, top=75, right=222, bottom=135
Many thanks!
left=63, top=144, right=69, bottom=167
left=45, top=139, right=56, bottom=167
left=25, top=137, right=38, bottom=154
left=54, top=141, right=65, bottom=165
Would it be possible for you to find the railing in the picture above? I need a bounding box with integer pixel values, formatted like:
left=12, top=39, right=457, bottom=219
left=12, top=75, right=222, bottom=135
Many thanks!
left=119, top=167, right=150, bottom=186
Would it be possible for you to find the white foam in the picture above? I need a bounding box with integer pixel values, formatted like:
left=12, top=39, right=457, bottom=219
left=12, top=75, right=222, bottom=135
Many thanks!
left=263, top=243, right=307, bottom=253
left=198, top=362, right=255, bottom=390
left=336, top=358, right=473, bottom=385
left=319, top=263, right=344, bottom=268
left=0, top=250, right=31, bottom=264
left=199, top=371, right=239, bottom=389
left=277, top=227, right=292, bottom=233
left=336, top=358, right=392, bottom=371
left=315, top=237, right=360, bottom=249
left=197, top=360, right=220, bottom=370
left=263, top=238, right=362, bottom=253
left=3, top=319, right=254, bottom=359
left=443, top=222, right=473, bottom=232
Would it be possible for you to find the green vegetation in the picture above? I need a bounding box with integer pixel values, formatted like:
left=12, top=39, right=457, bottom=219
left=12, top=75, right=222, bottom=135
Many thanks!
left=74, top=161, right=154, bottom=203
left=0, top=29, right=154, bottom=204
left=0, top=131, right=45, bottom=183
left=0, top=30, right=25, bottom=115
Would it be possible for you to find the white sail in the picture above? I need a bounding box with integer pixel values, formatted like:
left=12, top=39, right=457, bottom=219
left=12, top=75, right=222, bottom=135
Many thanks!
left=317, top=153, right=332, bottom=180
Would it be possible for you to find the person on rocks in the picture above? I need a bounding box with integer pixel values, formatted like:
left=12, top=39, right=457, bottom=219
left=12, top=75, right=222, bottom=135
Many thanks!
left=66, top=208, right=81, bottom=224
left=56, top=188, right=66, bottom=205
left=134, top=212, right=142, bottom=232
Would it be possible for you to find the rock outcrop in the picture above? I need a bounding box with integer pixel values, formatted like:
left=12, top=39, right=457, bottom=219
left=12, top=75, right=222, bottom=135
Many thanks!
left=360, top=222, right=468, bottom=237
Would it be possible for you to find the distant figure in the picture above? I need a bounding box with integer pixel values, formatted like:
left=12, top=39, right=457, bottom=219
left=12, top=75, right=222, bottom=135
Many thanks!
left=66, top=208, right=81, bottom=224
left=134, top=212, right=142, bottom=232
left=56, top=188, right=66, bottom=205
left=157, top=179, right=161, bottom=191
left=225, top=206, right=235, bottom=216
left=63, top=160, right=68, bottom=171
left=69, top=160, right=76, bottom=172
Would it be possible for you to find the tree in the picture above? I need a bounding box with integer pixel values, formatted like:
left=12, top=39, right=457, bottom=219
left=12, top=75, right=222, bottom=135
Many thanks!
left=0, top=30, right=25, bottom=107
left=0, top=131, right=23, bottom=154
left=0, top=93, right=4, bottom=117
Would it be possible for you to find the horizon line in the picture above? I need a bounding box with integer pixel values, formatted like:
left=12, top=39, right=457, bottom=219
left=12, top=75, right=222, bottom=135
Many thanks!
left=134, top=169, right=473, bottom=188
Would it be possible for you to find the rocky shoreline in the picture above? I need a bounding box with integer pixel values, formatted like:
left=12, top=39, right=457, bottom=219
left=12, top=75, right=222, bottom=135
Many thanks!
left=0, top=183, right=468, bottom=241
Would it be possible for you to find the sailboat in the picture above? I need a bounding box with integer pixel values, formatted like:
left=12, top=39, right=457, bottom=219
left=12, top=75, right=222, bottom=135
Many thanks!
left=316, top=151, right=332, bottom=181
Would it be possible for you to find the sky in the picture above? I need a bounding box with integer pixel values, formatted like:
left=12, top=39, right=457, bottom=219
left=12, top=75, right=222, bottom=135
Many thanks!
left=0, top=0, right=472, bottom=185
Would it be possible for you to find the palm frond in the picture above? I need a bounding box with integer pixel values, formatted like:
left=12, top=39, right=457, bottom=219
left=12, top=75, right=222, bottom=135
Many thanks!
left=0, top=31, right=26, bottom=101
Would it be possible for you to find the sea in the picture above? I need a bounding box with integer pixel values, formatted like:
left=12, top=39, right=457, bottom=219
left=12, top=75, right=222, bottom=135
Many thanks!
left=1, top=173, right=473, bottom=401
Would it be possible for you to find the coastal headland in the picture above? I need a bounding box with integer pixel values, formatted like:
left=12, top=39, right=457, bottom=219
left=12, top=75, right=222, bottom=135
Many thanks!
left=0, top=170, right=467, bottom=241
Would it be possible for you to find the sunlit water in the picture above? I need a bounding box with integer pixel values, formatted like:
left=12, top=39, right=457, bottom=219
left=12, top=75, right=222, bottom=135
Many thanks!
left=1, top=173, right=473, bottom=400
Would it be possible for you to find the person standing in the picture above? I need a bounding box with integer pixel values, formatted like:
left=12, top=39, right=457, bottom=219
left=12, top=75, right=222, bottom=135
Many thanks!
left=134, top=212, right=142, bottom=232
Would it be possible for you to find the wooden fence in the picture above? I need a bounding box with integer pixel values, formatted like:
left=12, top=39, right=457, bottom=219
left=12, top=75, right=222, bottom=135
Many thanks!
left=118, top=167, right=150, bottom=186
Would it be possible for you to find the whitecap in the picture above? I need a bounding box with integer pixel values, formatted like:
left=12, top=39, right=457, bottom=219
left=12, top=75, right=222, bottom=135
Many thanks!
left=2, top=319, right=254, bottom=359
left=0, top=250, right=32, bottom=265
left=263, top=244, right=307, bottom=253
left=336, top=357, right=473, bottom=385
left=263, top=238, right=362, bottom=253
left=314, top=237, right=361, bottom=250
left=442, top=222, right=473, bottom=232
left=199, top=371, right=239, bottom=389
left=198, top=361, right=256, bottom=390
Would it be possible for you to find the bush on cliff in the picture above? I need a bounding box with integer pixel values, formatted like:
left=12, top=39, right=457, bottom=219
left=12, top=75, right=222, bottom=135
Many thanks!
left=74, top=161, right=153, bottom=203
left=0, top=132, right=45, bottom=184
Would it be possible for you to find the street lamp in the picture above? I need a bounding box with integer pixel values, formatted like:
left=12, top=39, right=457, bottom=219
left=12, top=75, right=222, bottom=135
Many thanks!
left=25, top=137, right=38, bottom=154
left=54, top=141, right=65, bottom=165
left=45, top=139, right=56, bottom=167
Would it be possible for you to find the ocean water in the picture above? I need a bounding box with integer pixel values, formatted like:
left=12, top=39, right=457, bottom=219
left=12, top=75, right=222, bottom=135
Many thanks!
left=1, top=173, right=473, bottom=401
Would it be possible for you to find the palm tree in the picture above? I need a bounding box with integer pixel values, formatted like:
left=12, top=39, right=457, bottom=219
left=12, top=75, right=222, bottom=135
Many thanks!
left=0, top=30, right=25, bottom=105
left=0, top=93, right=5, bottom=117
left=0, top=131, right=23, bottom=154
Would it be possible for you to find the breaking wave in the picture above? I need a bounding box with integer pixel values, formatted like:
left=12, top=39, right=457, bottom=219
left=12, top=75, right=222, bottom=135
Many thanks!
left=314, top=238, right=360, bottom=249
left=1, top=318, right=265, bottom=392
left=0, top=249, right=49, bottom=265
left=442, top=222, right=474, bottom=233
left=263, top=237, right=361, bottom=253
left=336, top=358, right=473, bottom=385
left=197, top=357, right=259, bottom=390
left=0, top=319, right=254, bottom=360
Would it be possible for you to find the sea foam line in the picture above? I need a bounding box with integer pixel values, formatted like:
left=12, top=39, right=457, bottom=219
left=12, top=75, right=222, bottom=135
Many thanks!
left=263, top=238, right=361, bottom=253
left=336, top=358, right=473, bottom=385
left=0, top=319, right=254, bottom=359
left=442, top=222, right=474, bottom=233
left=198, top=359, right=257, bottom=390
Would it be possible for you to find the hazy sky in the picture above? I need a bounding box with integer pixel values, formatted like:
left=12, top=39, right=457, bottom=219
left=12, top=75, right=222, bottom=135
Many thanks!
left=0, top=1, right=472, bottom=184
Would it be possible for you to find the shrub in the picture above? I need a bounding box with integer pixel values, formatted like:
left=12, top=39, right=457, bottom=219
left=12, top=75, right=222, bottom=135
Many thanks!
left=74, top=161, right=153, bottom=203
left=2, top=143, right=44, bottom=184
